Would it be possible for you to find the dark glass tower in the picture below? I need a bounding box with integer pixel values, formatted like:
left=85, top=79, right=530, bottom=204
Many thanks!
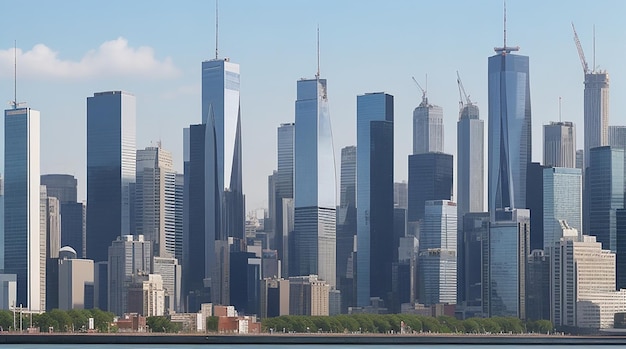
left=356, top=92, right=394, bottom=307
left=407, top=152, right=453, bottom=223
left=86, top=91, right=136, bottom=263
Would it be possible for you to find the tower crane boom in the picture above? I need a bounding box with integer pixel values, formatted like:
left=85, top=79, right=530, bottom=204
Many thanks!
left=571, top=22, right=589, bottom=75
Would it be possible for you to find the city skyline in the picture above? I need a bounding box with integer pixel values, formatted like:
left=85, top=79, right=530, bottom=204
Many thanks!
left=0, top=1, right=625, bottom=211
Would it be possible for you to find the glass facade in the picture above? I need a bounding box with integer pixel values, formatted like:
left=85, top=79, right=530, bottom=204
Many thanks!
left=356, top=92, right=394, bottom=307
left=485, top=209, right=530, bottom=319
left=543, top=122, right=576, bottom=168
left=487, top=53, right=532, bottom=220
left=4, top=107, right=41, bottom=310
left=587, top=146, right=624, bottom=252
left=293, top=78, right=336, bottom=287
left=583, top=72, right=609, bottom=168
left=413, top=98, right=443, bottom=155
left=86, top=91, right=136, bottom=263
left=337, top=146, right=356, bottom=309
left=458, top=212, right=489, bottom=306
left=274, top=123, right=295, bottom=266
left=543, top=167, right=582, bottom=253
left=407, top=152, right=453, bottom=222
left=418, top=200, right=457, bottom=306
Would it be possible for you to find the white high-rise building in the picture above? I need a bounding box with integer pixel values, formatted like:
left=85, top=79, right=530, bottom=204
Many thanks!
left=418, top=200, right=457, bottom=305
left=543, top=121, right=576, bottom=168
left=457, top=102, right=484, bottom=226
left=583, top=72, right=609, bottom=168
left=108, top=235, right=151, bottom=315
left=413, top=95, right=444, bottom=155
left=609, top=125, right=626, bottom=149
left=4, top=107, right=41, bottom=311
left=153, top=256, right=182, bottom=314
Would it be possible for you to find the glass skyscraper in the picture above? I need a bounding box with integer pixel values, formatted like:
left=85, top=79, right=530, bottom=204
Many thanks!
left=543, top=167, right=582, bottom=253
left=587, top=146, right=624, bottom=252
left=413, top=96, right=444, bottom=155
left=293, top=77, right=336, bottom=287
left=487, top=50, right=532, bottom=220
left=355, top=92, right=394, bottom=307
left=583, top=72, right=609, bottom=168
left=337, top=145, right=356, bottom=310
left=407, top=152, right=453, bottom=223
left=274, top=123, right=295, bottom=270
left=457, top=102, right=484, bottom=230
left=86, top=91, right=136, bottom=263
left=4, top=107, right=41, bottom=311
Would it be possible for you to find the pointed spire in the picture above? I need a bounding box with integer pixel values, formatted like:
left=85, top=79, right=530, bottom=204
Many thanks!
left=215, top=0, right=219, bottom=60
left=494, top=1, right=519, bottom=54
left=316, top=25, right=320, bottom=79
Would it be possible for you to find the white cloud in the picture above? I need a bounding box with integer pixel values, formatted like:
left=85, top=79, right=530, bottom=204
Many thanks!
left=0, top=37, right=180, bottom=79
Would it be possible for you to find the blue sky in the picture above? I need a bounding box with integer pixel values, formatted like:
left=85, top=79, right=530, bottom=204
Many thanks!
left=1, top=0, right=625, bottom=210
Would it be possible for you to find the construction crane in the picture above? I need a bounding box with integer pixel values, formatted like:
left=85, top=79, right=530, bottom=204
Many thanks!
left=456, top=71, right=472, bottom=109
left=411, top=76, right=427, bottom=104
left=571, top=22, right=589, bottom=75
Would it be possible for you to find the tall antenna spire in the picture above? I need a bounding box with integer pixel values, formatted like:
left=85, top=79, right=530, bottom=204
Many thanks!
left=558, top=96, right=562, bottom=122
left=215, top=0, right=219, bottom=60
left=316, top=25, right=320, bottom=79
left=14, top=40, right=17, bottom=109
left=503, top=1, right=506, bottom=50
left=494, top=1, right=519, bottom=54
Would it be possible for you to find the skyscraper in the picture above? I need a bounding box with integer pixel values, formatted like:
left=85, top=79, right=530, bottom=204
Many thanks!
left=337, top=145, right=356, bottom=310
left=135, top=144, right=175, bottom=258
left=543, top=121, right=576, bottom=168
left=583, top=72, right=609, bottom=168
left=419, top=200, right=457, bottom=306
left=412, top=94, right=443, bottom=155
left=407, top=152, right=453, bottom=223
left=543, top=167, right=583, bottom=253
left=487, top=45, right=532, bottom=220
left=274, top=123, right=295, bottom=268
left=201, top=57, right=244, bottom=305
left=609, top=126, right=626, bottom=149
left=457, top=100, right=484, bottom=227
left=108, top=235, right=151, bottom=316
left=4, top=107, right=42, bottom=311
left=458, top=212, right=489, bottom=307
left=355, top=92, right=394, bottom=307
left=40, top=174, right=77, bottom=203
left=587, top=146, right=624, bottom=252
left=87, top=91, right=136, bottom=262
left=293, top=77, right=336, bottom=287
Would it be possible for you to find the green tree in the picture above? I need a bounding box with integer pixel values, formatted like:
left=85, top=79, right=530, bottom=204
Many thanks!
left=206, top=316, right=219, bottom=332
left=67, top=309, right=90, bottom=331
left=0, top=310, right=13, bottom=331
left=462, top=318, right=480, bottom=333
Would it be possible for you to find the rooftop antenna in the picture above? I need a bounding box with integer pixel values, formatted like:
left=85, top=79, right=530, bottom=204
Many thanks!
left=316, top=25, right=320, bottom=79
left=558, top=96, right=562, bottom=122
left=9, top=40, right=25, bottom=110
left=494, top=1, right=519, bottom=54
left=215, top=0, right=219, bottom=59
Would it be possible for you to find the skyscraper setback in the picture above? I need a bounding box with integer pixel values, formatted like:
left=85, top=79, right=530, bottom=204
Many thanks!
left=293, top=76, right=337, bottom=287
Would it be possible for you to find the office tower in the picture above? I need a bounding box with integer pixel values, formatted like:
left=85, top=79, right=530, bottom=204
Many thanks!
left=58, top=254, right=94, bottom=310
left=355, top=92, right=394, bottom=307
left=394, top=181, right=408, bottom=209
left=171, top=173, right=184, bottom=262
left=617, top=210, right=626, bottom=289
left=274, top=123, right=295, bottom=268
left=418, top=200, right=457, bottom=306
left=543, top=121, right=576, bottom=168
left=525, top=250, right=550, bottom=321
left=87, top=91, right=136, bottom=262
left=458, top=212, right=489, bottom=307
left=0, top=176, right=3, bottom=271
left=288, top=274, right=330, bottom=316
left=293, top=77, right=336, bottom=287
left=337, top=145, right=357, bottom=308
left=40, top=174, right=77, bottom=203
left=229, top=250, right=261, bottom=315
left=94, top=261, right=108, bottom=310
left=576, top=150, right=584, bottom=170
left=0, top=274, right=16, bottom=310
left=609, top=126, right=626, bottom=149
left=260, top=277, right=290, bottom=318
left=4, top=107, right=41, bottom=311
left=412, top=94, right=443, bottom=155
left=108, top=235, right=151, bottom=315
left=202, top=58, right=244, bottom=241
left=587, top=146, right=624, bottom=252
left=488, top=46, right=532, bottom=220
left=153, top=256, right=182, bottom=314
left=457, top=100, right=484, bottom=226
left=484, top=209, right=530, bottom=319
left=543, top=167, right=583, bottom=253
left=41, top=187, right=61, bottom=260
left=407, top=152, right=453, bottom=223
left=127, top=274, right=165, bottom=317
left=525, top=162, right=546, bottom=252
left=135, top=144, right=175, bottom=258
left=267, top=172, right=276, bottom=241
left=552, top=233, right=624, bottom=329
left=38, top=186, right=47, bottom=312
left=393, top=235, right=417, bottom=312
left=41, top=174, right=85, bottom=258
left=583, top=72, right=610, bottom=168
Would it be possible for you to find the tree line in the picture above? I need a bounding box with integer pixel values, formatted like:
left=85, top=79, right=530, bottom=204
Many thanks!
left=262, top=314, right=553, bottom=334
left=0, top=308, right=115, bottom=332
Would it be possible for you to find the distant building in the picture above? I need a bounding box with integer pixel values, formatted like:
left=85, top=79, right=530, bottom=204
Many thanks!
left=289, top=275, right=330, bottom=316
left=260, top=277, right=289, bottom=319
left=0, top=274, right=16, bottom=310
left=526, top=250, right=550, bottom=321
left=108, top=235, right=151, bottom=315
left=127, top=274, right=165, bottom=317
left=458, top=212, right=489, bottom=307
left=152, top=256, right=182, bottom=314
left=407, top=152, right=453, bottom=223
left=583, top=72, right=609, bottom=168
left=337, top=146, right=357, bottom=311
left=609, top=126, right=626, bottom=149
left=413, top=92, right=444, bottom=155
left=543, top=121, right=576, bottom=168
left=543, top=167, right=583, bottom=253
left=58, top=250, right=94, bottom=311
